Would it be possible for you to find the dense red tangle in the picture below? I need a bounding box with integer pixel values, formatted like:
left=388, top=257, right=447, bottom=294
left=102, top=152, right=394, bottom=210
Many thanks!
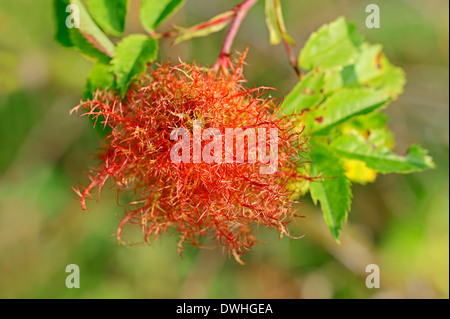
left=72, top=56, right=312, bottom=263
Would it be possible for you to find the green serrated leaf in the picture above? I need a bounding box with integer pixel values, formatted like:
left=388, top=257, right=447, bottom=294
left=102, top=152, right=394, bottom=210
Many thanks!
left=308, top=88, right=390, bottom=136
left=69, top=29, right=110, bottom=63
left=299, top=16, right=363, bottom=71
left=280, top=71, right=325, bottom=115
left=341, top=112, right=394, bottom=148
left=140, top=0, right=185, bottom=32
left=331, top=133, right=436, bottom=174
left=85, top=0, right=128, bottom=37
left=348, top=112, right=389, bottom=131
left=367, top=128, right=394, bottom=149
left=53, top=0, right=74, bottom=47
left=83, top=63, right=115, bottom=138
left=112, top=34, right=158, bottom=96
left=353, top=43, right=406, bottom=98
left=265, top=0, right=282, bottom=45
left=264, top=0, right=295, bottom=46
left=309, top=144, right=352, bottom=241
left=69, top=0, right=115, bottom=62
left=322, top=43, right=406, bottom=98
left=173, top=11, right=234, bottom=45
left=83, top=63, right=115, bottom=100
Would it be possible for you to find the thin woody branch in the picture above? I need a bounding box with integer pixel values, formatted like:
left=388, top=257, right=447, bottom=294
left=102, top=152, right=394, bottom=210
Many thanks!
left=282, top=37, right=302, bottom=79
left=214, top=0, right=259, bottom=71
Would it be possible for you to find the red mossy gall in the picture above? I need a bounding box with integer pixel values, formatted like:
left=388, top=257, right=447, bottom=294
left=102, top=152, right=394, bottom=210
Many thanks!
left=71, top=54, right=312, bottom=264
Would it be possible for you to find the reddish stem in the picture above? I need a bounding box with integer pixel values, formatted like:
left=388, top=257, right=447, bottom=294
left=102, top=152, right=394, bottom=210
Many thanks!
left=214, top=0, right=259, bottom=72
left=282, top=38, right=302, bottom=79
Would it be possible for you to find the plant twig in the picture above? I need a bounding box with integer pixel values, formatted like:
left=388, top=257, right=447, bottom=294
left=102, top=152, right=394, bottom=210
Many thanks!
left=213, top=0, right=259, bottom=72
left=282, top=37, right=302, bottom=79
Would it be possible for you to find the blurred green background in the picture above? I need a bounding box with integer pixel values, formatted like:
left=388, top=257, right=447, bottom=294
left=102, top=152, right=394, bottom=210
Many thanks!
left=0, top=0, right=448, bottom=299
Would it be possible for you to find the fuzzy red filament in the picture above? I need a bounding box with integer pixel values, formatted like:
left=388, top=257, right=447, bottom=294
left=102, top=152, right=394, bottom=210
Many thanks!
left=72, top=57, right=311, bottom=263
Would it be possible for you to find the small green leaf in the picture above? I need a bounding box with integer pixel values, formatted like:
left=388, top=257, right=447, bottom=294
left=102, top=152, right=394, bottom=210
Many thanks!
left=83, top=63, right=115, bottom=100
left=173, top=11, right=234, bottom=44
left=69, top=29, right=110, bottom=63
left=69, top=0, right=115, bottom=62
left=341, top=112, right=394, bottom=148
left=83, top=63, right=115, bottom=138
left=85, top=0, right=128, bottom=37
left=322, top=43, right=406, bottom=98
left=265, top=0, right=282, bottom=45
left=308, top=88, right=389, bottom=135
left=273, top=0, right=295, bottom=45
left=353, top=43, right=406, bottom=98
left=53, top=0, right=74, bottom=47
left=299, top=16, right=363, bottom=71
left=112, top=34, right=158, bottom=96
left=331, top=133, right=436, bottom=174
left=348, top=112, right=389, bottom=131
left=309, top=144, right=352, bottom=241
left=264, top=0, right=295, bottom=46
left=366, top=128, right=394, bottom=149
left=323, top=65, right=358, bottom=94
left=140, top=0, right=185, bottom=32
left=280, top=70, right=325, bottom=115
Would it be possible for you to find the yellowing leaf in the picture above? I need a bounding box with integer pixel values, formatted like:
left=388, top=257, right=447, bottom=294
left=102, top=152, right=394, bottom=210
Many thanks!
left=331, top=133, right=436, bottom=174
left=343, top=159, right=377, bottom=185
